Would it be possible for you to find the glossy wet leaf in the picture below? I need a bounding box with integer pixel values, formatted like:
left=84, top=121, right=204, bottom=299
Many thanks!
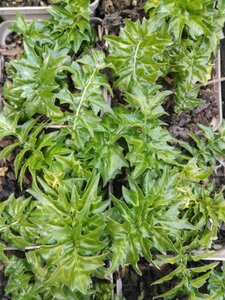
left=105, top=18, right=172, bottom=91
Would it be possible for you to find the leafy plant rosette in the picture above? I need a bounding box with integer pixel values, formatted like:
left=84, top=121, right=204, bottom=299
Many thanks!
left=0, top=0, right=225, bottom=298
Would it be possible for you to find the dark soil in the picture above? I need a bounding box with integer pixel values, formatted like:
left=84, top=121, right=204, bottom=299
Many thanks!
left=120, top=260, right=224, bottom=300
left=162, top=89, right=219, bottom=141
left=120, top=262, right=177, bottom=300
left=0, top=137, right=31, bottom=202
left=0, top=0, right=50, bottom=7
left=0, top=36, right=23, bottom=84
left=0, top=138, right=17, bottom=200
left=98, top=0, right=146, bottom=35
left=0, top=261, right=9, bottom=300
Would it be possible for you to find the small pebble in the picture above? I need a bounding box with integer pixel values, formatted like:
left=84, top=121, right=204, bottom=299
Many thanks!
left=212, top=244, right=223, bottom=250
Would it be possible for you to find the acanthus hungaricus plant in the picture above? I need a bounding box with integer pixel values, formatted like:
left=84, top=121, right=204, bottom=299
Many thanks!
left=0, top=0, right=225, bottom=299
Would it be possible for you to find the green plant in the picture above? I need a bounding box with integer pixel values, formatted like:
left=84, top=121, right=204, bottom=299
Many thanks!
left=145, top=0, right=224, bottom=43
left=207, top=262, right=225, bottom=299
left=105, top=19, right=172, bottom=91
left=153, top=254, right=219, bottom=299
left=3, top=44, right=69, bottom=119
left=144, top=0, right=225, bottom=112
left=0, top=0, right=225, bottom=299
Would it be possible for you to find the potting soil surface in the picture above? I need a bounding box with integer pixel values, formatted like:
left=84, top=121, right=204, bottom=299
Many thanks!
left=0, top=0, right=50, bottom=7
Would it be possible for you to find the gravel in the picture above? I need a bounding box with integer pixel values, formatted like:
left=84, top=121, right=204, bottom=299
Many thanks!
left=0, top=0, right=50, bottom=7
